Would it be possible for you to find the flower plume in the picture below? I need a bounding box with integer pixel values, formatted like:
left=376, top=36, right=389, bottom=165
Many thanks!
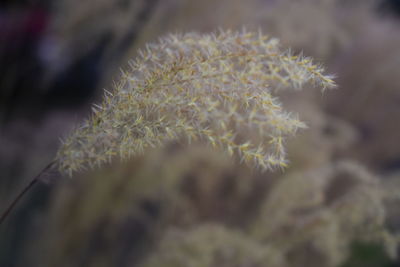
left=56, top=30, right=335, bottom=175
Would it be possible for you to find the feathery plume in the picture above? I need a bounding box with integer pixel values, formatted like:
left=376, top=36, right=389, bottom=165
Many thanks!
left=56, top=30, right=335, bottom=175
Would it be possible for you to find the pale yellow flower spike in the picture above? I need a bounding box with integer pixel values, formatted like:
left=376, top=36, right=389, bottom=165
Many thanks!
left=56, top=30, right=335, bottom=174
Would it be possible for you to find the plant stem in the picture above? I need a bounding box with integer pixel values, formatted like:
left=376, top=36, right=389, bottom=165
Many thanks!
left=0, top=161, right=55, bottom=226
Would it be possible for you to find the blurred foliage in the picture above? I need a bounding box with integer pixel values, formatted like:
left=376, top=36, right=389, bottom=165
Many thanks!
left=340, top=242, right=396, bottom=267
left=19, top=146, right=398, bottom=267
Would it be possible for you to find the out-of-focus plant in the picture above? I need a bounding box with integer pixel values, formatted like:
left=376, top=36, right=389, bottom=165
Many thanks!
left=29, top=148, right=399, bottom=267
left=140, top=225, right=284, bottom=267
left=30, top=146, right=266, bottom=267
left=47, top=0, right=160, bottom=78
left=258, top=0, right=380, bottom=60
left=251, top=161, right=399, bottom=267
left=325, top=23, right=400, bottom=171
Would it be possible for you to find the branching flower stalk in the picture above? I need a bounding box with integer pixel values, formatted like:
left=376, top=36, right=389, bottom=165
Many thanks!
left=58, top=30, right=335, bottom=174
left=0, top=30, right=335, bottom=225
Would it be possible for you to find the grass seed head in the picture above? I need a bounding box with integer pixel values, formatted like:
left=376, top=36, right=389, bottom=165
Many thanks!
left=56, top=30, right=336, bottom=175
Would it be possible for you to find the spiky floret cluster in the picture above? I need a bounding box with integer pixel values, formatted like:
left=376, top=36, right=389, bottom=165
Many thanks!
left=56, top=30, right=335, bottom=175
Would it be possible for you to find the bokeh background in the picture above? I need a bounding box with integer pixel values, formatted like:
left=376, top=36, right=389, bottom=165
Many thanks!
left=1, top=0, right=400, bottom=266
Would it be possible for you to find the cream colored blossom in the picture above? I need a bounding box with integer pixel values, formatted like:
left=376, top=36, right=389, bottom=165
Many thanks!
left=56, top=30, right=335, bottom=175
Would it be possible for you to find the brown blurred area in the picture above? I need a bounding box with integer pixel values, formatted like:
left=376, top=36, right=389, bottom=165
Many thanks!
left=1, top=0, right=400, bottom=266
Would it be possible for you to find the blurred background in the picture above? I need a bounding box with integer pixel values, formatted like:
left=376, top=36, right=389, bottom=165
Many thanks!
left=1, top=0, right=400, bottom=266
